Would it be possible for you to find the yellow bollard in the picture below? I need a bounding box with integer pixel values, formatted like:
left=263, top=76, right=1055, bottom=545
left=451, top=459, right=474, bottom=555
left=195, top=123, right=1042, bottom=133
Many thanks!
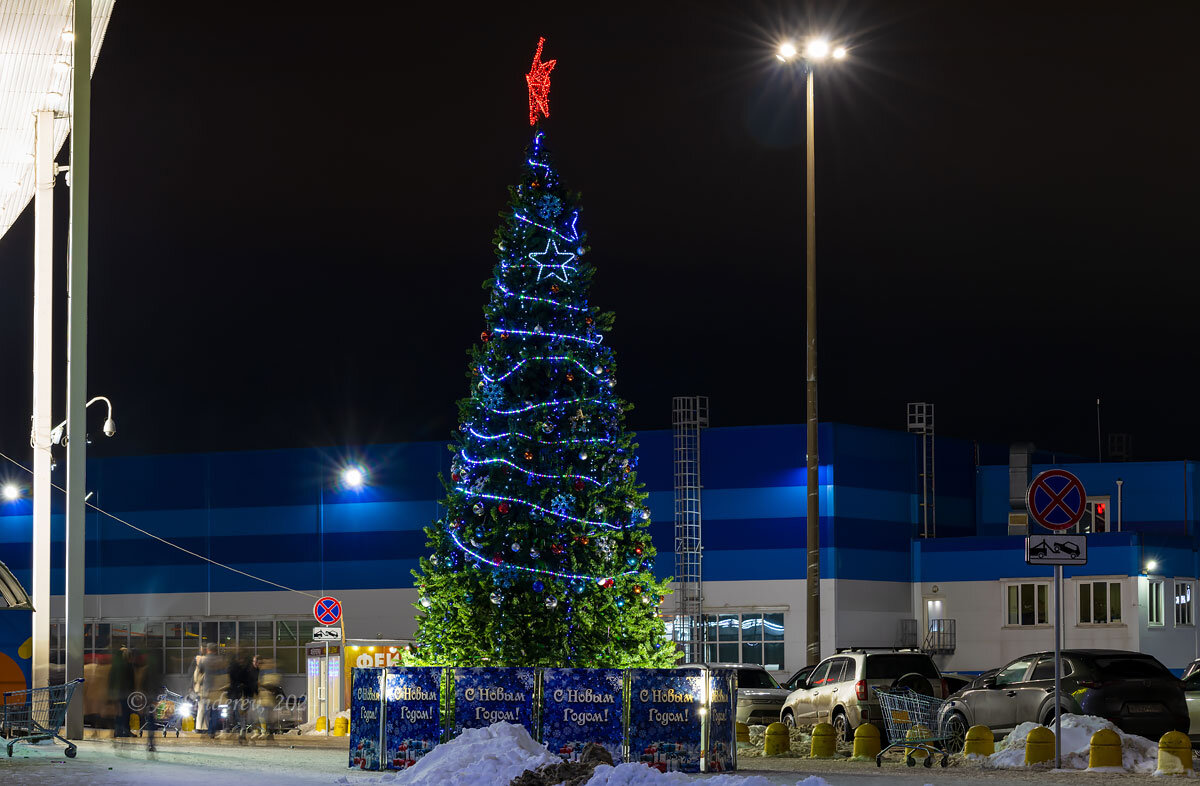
left=852, top=723, right=881, bottom=759
left=764, top=722, right=790, bottom=755
left=736, top=722, right=750, bottom=744
left=904, top=724, right=931, bottom=760
left=333, top=715, right=348, bottom=737
left=1025, top=726, right=1054, bottom=765
left=182, top=715, right=195, bottom=732
left=963, top=725, right=994, bottom=756
left=130, top=713, right=141, bottom=733
left=315, top=715, right=328, bottom=732
left=1157, top=730, right=1193, bottom=774
left=810, top=722, right=836, bottom=758
left=1088, top=728, right=1122, bottom=769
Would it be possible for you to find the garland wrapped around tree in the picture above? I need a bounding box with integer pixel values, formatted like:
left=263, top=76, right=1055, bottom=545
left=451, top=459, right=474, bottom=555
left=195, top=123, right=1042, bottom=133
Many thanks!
left=410, top=39, right=675, bottom=668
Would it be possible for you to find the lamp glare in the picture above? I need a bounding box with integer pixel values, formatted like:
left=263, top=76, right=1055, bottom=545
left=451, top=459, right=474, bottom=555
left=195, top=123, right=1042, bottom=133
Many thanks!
left=1146, top=560, right=1158, bottom=573
left=1, top=484, right=19, bottom=501
left=342, top=467, right=365, bottom=489
left=806, top=39, right=830, bottom=59
left=832, top=46, right=847, bottom=60
left=778, top=42, right=797, bottom=60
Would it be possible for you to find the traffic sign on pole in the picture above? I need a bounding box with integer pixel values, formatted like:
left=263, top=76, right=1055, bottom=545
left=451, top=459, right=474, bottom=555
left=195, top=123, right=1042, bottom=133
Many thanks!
left=1025, top=469, right=1087, bottom=771
left=1026, top=469, right=1087, bottom=531
left=314, top=596, right=342, bottom=626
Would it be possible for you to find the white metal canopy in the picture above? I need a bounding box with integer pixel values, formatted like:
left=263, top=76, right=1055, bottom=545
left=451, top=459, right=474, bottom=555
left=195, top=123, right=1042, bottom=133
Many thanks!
left=0, top=0, right=115, bottom=242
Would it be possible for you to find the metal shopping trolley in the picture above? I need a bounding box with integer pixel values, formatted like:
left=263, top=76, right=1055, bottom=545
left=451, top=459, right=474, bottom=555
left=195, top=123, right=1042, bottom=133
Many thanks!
left=139, top=687, right=188, bottom=737
left=0, top=678, right=83, bottom=758
left=873, top=686, right=951, bottom=768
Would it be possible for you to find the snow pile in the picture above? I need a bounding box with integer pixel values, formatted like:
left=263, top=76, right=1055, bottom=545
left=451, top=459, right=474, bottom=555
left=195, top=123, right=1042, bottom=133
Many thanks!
left=983, top=714, right=1159, bottom=772
left=388, top=722, right=559, bottom=786
left=584, top=768, right=831, bottom=786
left=296, top=708, right=349, bottom=735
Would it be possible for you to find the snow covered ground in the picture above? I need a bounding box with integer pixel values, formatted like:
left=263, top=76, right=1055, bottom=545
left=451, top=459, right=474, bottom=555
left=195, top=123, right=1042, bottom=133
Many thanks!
left=0, top=718, right=1189, bottom=785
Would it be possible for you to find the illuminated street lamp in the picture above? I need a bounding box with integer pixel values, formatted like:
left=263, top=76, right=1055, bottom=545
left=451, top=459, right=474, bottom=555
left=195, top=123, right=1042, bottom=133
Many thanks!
left=777, top=34, right=849, bottom=666
left=2, top=484, right=20, bottom=502
left=341, top=466, right=366, bottom=490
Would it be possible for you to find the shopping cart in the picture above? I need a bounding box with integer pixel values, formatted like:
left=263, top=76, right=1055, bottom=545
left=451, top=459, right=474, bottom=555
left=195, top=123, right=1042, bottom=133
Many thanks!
left=139, top=687, right=188, bottom=737
left=872, top=686, right=951, bottom=768
left=0, top=678, right=83, bottom=758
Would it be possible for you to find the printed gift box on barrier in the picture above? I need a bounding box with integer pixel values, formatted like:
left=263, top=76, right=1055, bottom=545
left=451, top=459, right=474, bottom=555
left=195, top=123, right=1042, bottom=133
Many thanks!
left=627, top=668, right=704, bottom=773
left=540, top=667, right=624, bottom=764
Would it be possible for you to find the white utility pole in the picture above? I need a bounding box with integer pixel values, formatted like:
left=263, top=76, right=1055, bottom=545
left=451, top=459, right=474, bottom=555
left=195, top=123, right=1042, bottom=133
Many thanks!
left=31, top=109, right=55, bottom=691
left=65, top=0, right=92, bottom=739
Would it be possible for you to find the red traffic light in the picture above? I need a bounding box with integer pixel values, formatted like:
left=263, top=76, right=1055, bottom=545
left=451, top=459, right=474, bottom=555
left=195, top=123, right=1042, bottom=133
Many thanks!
left=1096, top=503, right=1106, bottom=516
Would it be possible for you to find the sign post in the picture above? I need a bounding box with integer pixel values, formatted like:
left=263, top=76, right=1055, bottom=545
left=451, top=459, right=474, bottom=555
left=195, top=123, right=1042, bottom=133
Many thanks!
left=315, top=597, right=343, bottom=735
left=1025, top=469, right=1087, bottom=770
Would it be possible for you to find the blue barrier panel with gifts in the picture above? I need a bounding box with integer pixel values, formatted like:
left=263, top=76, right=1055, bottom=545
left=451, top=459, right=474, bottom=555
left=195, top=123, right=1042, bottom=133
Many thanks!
left=453, top=666, right=537, bottom=736
left=706, top=668, right=738, bottom=773
left=384, top=667, right=443, bottom=771
left=540, top=668, right=624, bottom=763
left=349, top=667, right=385, bottom=771
left=627, top=668, right=704, bottom=773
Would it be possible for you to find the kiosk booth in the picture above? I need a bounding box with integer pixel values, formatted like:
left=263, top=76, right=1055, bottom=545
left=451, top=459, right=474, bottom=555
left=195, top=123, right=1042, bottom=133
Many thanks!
left=306, top=639, right=411, bottom=726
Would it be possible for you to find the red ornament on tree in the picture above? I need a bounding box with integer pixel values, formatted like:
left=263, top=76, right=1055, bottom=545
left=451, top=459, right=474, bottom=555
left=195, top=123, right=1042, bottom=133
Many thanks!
left=574, top=479, right=585, bottom=491
left=524, top=450, right=535, bottom=461
left=634, top=547, right=643, bottom=556
left=480, top=331, right=490, bottom=342
left=497, top=502, right=510, bottom=514
left=551, top=544, right=564, bottom=555
left=602, top=578, right=615, bottom=588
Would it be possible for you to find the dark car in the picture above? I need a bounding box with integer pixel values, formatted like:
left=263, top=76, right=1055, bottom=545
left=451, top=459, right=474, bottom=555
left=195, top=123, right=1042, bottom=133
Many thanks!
left=779, top=665, right=816, bottom=692
left=939, top=650, right=1187, bottom=750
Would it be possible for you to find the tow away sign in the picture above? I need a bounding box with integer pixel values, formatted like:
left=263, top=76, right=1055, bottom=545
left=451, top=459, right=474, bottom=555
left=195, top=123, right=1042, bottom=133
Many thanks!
left=313, top=627, right=342, bottom=640
left=1025, top=534, right=1087, bottom=566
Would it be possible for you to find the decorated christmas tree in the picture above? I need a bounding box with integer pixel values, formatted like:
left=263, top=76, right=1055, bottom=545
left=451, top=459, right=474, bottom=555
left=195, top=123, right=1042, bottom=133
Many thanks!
left=411, top=39, right=675, bottom=668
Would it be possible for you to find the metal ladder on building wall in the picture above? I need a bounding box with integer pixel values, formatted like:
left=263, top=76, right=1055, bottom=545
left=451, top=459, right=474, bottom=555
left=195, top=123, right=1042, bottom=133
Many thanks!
left=672, top=396, right=708, bottom=662
left=907, top=403, right=936, bottom=538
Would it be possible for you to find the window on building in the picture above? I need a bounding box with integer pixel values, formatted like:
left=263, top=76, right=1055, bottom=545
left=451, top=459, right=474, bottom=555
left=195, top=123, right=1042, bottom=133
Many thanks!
left=1148, top=580, right=1165, bottom=627
left=1176, top=581, right=1194, bottom=626
left=1074, top=497, right=1110, bottom=533
left=50, top=618, right=320, bottom=677
left=702, top=612, right=784, bottom=669
left=1006, top=583, right=1048, bottom=626
left=1079, top=580, right=1123, bottom=624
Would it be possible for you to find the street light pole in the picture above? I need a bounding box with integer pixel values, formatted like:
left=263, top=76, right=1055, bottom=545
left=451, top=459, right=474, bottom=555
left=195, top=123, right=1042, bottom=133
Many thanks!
left=779, top=37, right=845, bottom=665
left=804, top=62, right=820, bottom=667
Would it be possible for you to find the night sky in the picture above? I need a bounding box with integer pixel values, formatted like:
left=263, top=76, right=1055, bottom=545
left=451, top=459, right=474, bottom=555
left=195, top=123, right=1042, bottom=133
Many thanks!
left=1, top=0, right=1197, bottom=464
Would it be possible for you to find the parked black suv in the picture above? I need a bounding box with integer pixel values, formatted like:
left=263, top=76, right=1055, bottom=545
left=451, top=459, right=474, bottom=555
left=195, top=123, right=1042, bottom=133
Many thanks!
left=940, top=649, right=1187, bottom=749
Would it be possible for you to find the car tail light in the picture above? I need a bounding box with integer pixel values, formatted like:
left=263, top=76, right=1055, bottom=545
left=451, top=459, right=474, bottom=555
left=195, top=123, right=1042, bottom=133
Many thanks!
left=1076, top=679, right=1106, bottom=689
left=941, top=679, right=949, bottom=697
left=855, top=680, right=867, bottom=701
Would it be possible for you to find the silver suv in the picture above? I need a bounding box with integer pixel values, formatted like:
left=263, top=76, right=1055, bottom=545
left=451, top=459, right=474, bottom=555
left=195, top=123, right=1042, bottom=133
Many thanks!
left=780, top=650, right=946, bottom=740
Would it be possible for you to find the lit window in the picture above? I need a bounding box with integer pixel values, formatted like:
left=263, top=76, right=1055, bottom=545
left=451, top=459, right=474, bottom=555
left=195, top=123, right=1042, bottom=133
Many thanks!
left=1176, top=581, right=1194, bottom=626
left=702, top=612, right=785, bottom=669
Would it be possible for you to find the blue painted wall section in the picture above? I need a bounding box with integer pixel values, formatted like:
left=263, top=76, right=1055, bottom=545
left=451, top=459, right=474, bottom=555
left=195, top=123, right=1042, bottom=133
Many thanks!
left=4, top=422, right=1198, bottom=598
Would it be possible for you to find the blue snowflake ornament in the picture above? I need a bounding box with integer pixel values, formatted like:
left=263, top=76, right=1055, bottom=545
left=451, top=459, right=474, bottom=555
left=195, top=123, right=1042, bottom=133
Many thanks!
left=536, top=194, right=563, bottom=220
left=479, top=382, right=505, bottom=410
left=550, top=494, right=574, bottom=516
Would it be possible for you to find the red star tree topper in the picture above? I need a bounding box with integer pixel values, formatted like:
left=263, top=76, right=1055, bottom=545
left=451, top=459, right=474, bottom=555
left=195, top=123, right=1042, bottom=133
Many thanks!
left=525, top=36, right=556, bottom=125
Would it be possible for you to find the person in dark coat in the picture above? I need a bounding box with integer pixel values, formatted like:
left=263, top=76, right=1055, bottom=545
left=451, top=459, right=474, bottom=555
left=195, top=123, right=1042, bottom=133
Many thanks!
left=108, top=646, right=135, bottom=737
